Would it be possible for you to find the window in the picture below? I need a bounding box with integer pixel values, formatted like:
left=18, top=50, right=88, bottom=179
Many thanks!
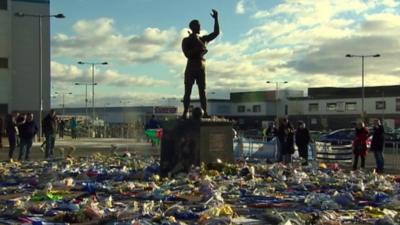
left=0, top=0, right=7, bottom=10
left=252, top=105, right=261, bottom=112
left=376, top=101, right=386, bottom=110
left=396, top=99, right=400, bottom=112
left=309, top=103, right=319, bottom=112
left=237, top=105, right=245, bottom=113
left=336, top=102, right=345, bottom=112
left=0, top=58, right=8, bottom=68
left=345, top=102, right=357, bottom=111
left=326, top=103, right=336, bottom=111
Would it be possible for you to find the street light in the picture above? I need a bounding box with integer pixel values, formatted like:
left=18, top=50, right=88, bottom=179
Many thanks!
left=54, top=91, right=72, bottom=115
left=266, top=81, right=288, bottom=119
left=346, top=54, right=380, bottom=118
left=14, top=12, right=65, bottom=141
left=75, top=82, right=97, bottom=120
left=77, top=61, right=108, bottom=120
left=376, top=89, right=385, bottom=122
left=120, top=100, right=130, bottom=106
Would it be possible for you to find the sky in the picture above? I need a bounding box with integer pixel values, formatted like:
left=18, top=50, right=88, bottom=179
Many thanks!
left=50, top=0, right=400, bottom=108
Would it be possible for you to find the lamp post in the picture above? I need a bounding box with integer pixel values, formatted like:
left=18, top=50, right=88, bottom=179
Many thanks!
left=266, top=81, right=288, bottom=119
left=54, top=91, right=72, bottom=115
left=75, top=82, right=97, bottom=120
left=376, top=90, right=385, bottom=122
left=15, top=12, right=65, bottom=141
left=77, top=61, right=108, bottom=120
left=120, top=100, right=131, bottom=106
left=345, top=54, right=380, bottom=119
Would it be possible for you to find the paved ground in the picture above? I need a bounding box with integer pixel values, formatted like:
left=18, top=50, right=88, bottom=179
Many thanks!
left=1, top=136, right=399, bottom=174
left=0, top=137, right=159, bottom=161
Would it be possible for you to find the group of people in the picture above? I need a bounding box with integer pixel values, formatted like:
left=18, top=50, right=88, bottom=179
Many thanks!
left=263, top=118, right=385, bottom=173
left=352, top=119, right=385, bottom=173
left=264, top=118, right=312, bottom=166
left=3, top=109, right=61, bottom=161
left=5, top=112, right=38, bottom=161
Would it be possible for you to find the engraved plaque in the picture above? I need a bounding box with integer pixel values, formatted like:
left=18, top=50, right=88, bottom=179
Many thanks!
left=208, top=131, right=226, bottom=152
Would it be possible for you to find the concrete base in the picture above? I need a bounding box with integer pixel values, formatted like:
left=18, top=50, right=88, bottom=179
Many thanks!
left=160, top=118, right=234, bottom=177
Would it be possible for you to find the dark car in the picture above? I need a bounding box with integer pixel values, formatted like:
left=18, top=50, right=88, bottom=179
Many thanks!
left=319, top=128, right=372, bottom=147
left=242, top=129, right=262, bottom=139
left=309, top=130, right=328, bottom=141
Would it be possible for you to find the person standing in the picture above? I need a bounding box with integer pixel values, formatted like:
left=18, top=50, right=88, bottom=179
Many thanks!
left=0, top=117, right=3, bottom=148
left=181, top=9, right=220, bottom=118
left=371, top=119, right=385, bottom=173
left=70, top=117, right=77, bottom=139
left=5, top=112, right=18, bottom=160
left=295, top=121, right=311, bottom=166
left=352, top=121, right=369, bottom=171
left=264, top=122, right=277, bottom=142
left=276, top=118, right=295, bottom=164
left=18, top=113, right=38, bottom=161
left=145, top=115, right=161, bottom=146
left=58, top=119, right=65, bottom=139
left=42, top=110, right=57, bottom=159
left=15, top=113, right=25, bottom=146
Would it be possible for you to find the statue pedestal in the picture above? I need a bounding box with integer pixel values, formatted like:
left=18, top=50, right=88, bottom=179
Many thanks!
left=160, top=118, right=234, bottom=177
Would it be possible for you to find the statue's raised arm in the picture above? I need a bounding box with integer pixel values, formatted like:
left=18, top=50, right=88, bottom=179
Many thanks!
left=202, top=9, right=219, bottom=43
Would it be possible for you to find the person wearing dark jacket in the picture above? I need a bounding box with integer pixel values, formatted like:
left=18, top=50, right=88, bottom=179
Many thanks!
left=264, top=122, right=277, bottom=142
left=58, top=119, right=65, bottom=139
left=371, top=119, right=384, bottom=173
left=18, top=113, right=38, bottom=161
left=42, top=110, right=57, bottom=158
left=276, top=118, right=295, bottom=164
left=295, top=121, right=311, bottom=166
left=0, top=117, right=3, bottom=148
left=5, top=112, right=18, bottom=160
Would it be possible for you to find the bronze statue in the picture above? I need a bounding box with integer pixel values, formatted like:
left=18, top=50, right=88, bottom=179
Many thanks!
left=182, top=9, right=220, bottom=118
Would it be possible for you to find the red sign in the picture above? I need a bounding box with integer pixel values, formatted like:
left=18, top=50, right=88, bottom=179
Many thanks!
left=154, top=107, right=177, bottom=114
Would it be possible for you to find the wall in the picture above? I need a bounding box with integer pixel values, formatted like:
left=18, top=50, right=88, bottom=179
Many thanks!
left=0, top=0, right=11, bottom=109
left=10, top=0, right=50, bottom=114
left=298, top=97, right=399, bottom=116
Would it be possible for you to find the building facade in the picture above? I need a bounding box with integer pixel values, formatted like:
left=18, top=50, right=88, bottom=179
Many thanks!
left=59, top=106, right=179, bottom=125
left=191, top=86, right=400, bottom=130
left=288, top=86, right=400, bottom=130
left=0, top=0, right=51, bottom=119
left=55, top=85, right=400, bottom=131
left=191, top=90, right=304, bottom=129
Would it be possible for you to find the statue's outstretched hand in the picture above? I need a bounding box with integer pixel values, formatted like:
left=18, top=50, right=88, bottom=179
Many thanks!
left=211, top=9, right=218, bottom=19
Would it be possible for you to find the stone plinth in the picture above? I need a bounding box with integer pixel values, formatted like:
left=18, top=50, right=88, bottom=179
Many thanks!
left=160, top=118, right=233, bottom=177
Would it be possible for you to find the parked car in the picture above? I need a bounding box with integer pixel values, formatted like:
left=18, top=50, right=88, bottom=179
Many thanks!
left=309, top=130, right=328, bottom=141
left=242, top=129, right=262, bottom=139
left=318, top=128, right=372, bottom=147
left=319, top=127, right=398, bottom=148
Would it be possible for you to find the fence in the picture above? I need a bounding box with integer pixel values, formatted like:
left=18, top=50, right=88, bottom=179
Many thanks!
left=379, top=141, right=400, bottom=171
left=233, top=137, right=400, bottom=171
left=233, top=137, right=314, bottom=162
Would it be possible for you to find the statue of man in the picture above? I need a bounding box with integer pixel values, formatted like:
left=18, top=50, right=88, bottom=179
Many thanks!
left=181, top=9, right=220, bottom=118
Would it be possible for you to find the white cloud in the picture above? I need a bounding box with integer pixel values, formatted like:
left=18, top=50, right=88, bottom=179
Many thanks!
left=381, top=0, right=399, bottom=8
left=51, top=61, right=169, bottom=87
left=236, top=0, right=246, bottom=14
left=52, top=18, right=184, bottom=65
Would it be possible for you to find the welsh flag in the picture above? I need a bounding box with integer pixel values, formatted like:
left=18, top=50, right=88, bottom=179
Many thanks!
left=144, top=129, right=163, bottom=144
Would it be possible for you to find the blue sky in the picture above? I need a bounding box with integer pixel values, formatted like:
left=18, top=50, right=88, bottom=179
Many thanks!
left=49, top=0, right=400, bottom=107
